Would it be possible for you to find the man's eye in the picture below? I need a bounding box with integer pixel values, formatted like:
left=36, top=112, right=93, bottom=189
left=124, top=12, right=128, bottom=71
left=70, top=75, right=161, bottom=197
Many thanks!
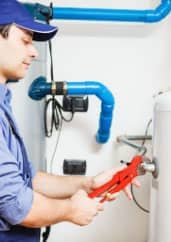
left=23, top=39, right=30, bottom=44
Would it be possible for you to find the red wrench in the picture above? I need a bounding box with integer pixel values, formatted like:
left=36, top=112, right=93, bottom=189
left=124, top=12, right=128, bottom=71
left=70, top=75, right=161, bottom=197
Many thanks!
left=89, top=155, right=143, bottom=203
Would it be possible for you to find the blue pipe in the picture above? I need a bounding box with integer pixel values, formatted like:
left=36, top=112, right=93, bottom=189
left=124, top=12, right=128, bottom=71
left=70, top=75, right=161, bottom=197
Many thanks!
left=67, top=82, right=115, bottom=143
left=28, top=76, right=51, bottom=100
left=52, top=0, right=171, bottom=22
left=28, top=77, right=115, bottom=143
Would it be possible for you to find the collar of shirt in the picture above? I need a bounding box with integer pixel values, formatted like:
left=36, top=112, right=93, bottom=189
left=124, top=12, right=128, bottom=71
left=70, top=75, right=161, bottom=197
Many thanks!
left=0, top=82, right=21, bottom=138
left=0, top=82, right=12, bottom=106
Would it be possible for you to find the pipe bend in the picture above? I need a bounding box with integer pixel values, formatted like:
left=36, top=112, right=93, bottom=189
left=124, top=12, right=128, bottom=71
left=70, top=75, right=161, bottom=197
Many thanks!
left=28, top=76, right=51, bottom=100
left=86, top=81, right=114, bottom=105
left=87, top=82, right=114, bottom=143
left=67, top=81, right=115, bottom=143
left=67, top=81, right=114, bottom=106
left=146, top=0, right=171, bottom=22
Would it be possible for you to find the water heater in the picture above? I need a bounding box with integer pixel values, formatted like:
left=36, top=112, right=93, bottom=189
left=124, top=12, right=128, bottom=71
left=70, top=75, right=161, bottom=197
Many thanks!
left=149, top=92, right=171, bottom=242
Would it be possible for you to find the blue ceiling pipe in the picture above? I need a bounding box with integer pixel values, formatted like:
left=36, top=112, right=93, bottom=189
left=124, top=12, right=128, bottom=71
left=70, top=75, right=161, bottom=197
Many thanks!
left=28, top=77, right=115, bottom=144
left=52, top=0, right=171, bottom=22
left=24, top=0, right=171, bottom=23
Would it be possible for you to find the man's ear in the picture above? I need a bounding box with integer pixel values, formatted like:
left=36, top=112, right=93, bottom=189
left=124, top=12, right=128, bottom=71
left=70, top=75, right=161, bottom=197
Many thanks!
left=0, top=34, right=6, bottom=41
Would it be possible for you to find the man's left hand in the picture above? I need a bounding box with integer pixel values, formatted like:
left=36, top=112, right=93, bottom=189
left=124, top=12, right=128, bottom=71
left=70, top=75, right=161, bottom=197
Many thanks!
left=91, top=166, right=141, bottom=201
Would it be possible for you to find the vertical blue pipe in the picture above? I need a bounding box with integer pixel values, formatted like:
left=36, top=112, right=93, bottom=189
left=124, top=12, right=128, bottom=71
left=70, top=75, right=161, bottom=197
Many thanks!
left=67, top=81, right=115, bottom=143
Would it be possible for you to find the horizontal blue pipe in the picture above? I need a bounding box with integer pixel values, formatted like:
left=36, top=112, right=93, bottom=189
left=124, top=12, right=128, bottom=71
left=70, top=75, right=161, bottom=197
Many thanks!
left=67, top=82, right=115, bottom=143
left=53, top=0, right=171, bottom=22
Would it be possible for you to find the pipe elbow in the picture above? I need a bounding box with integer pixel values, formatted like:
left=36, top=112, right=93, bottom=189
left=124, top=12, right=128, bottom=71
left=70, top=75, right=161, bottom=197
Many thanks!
left=92, top=82, right=114, bottom=106
left=67, top=81, right=115, bottom=143
left=87, top=82, right=115, bottom=143
left=28, top=76, right=51, bottom=100
left=145, top=1, right=171, bottom=22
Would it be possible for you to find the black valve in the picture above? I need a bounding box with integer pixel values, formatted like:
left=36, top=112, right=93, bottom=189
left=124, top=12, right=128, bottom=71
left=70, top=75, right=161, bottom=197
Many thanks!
left=63, top=159, right=86, bottom=175
left=62, top=96, right=88, bottom=112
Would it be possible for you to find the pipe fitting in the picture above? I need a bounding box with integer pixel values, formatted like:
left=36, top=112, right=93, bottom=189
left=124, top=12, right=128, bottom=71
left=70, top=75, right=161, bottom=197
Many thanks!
left=140, top=158, right=159, bottom=178
left=117, top=135, right=152, bottom=155
left=66, top=81, right=114, bottom=143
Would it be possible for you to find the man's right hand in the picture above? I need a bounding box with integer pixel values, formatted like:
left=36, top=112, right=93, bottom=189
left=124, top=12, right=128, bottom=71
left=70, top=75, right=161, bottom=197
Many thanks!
left=20, top=189, right=104, bottom=228
left=67, top=189, right=104, bottom=226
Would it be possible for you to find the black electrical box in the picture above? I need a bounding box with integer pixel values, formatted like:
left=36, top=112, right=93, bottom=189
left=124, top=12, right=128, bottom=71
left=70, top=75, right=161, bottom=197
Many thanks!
left=63, top=159, right=86, bottom=175
left=62, top=95, right=88, bottom=112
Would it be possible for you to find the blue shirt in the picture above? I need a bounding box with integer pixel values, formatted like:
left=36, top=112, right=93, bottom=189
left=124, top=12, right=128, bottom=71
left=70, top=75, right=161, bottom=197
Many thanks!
left=0, top=83, right=35, bottom=231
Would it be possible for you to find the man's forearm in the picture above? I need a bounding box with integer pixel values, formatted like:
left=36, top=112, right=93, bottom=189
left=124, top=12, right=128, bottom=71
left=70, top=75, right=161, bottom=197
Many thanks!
left=32, top=171, right=93, bottom=199
left=20, top=191, right=71, bottom=228
left=21, top=189, right=103, bottom=228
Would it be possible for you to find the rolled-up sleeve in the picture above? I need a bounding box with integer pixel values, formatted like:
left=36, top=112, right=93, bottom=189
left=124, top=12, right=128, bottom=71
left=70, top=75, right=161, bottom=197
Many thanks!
left=0, top=124, right=33, bottom=227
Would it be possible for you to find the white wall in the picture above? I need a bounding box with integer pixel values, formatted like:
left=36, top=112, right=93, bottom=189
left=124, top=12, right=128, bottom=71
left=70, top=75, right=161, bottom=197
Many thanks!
left=18, top=0, right=171, bottom=242
left=10, top=42, right=47, bottom=171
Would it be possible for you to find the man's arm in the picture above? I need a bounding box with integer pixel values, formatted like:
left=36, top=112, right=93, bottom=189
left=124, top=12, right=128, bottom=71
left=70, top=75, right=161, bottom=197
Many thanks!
left=22, top=166, right=140, bottom=228
left=33, top=165, right=140, bottom=200
left=20, top=189, right=103, bottom=228
left=32, top=171, right=93, bottom=199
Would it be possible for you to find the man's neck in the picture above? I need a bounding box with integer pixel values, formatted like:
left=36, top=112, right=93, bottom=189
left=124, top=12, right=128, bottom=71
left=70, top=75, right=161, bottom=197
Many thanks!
left=0, top=74, right=7, bottom=85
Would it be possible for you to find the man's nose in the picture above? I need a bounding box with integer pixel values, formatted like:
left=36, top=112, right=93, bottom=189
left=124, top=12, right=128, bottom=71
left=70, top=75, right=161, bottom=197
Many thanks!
left=30, top=45, right=39, bottom=59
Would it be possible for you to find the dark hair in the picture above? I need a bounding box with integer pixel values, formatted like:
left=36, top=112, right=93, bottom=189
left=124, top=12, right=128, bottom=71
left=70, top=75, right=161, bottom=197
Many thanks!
left=0, top=24, right=12, bottom=38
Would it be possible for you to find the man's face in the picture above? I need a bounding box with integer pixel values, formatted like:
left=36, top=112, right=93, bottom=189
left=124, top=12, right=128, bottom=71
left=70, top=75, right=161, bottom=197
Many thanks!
left=0, top=24, right=38, bottom=83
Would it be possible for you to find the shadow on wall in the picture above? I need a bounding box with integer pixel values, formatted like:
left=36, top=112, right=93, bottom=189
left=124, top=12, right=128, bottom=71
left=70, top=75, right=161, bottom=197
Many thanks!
left=53, top=20, right=165, bottom=38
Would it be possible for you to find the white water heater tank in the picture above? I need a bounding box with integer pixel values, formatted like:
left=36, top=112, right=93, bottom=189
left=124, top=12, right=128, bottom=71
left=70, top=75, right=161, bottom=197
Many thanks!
left=148, top=92, right=171, bottom=242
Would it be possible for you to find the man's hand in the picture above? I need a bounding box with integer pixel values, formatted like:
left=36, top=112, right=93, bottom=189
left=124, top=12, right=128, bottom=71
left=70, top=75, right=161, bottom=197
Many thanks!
left=67, top=189, right=104, bottom=226
left=91, top=166, right=141, bottom=201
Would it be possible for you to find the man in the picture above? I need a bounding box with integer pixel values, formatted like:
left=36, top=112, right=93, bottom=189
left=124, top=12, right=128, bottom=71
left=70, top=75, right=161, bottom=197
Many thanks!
left=0, top=1, right=140, bottom=242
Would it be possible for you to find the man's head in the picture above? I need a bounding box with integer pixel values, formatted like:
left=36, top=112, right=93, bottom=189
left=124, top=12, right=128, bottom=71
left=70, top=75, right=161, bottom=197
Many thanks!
left=0, top=24, right=39, bottom=82
left=0, top=0, right=58, bottom=41
left=0, top=0, right=58, bottom=83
